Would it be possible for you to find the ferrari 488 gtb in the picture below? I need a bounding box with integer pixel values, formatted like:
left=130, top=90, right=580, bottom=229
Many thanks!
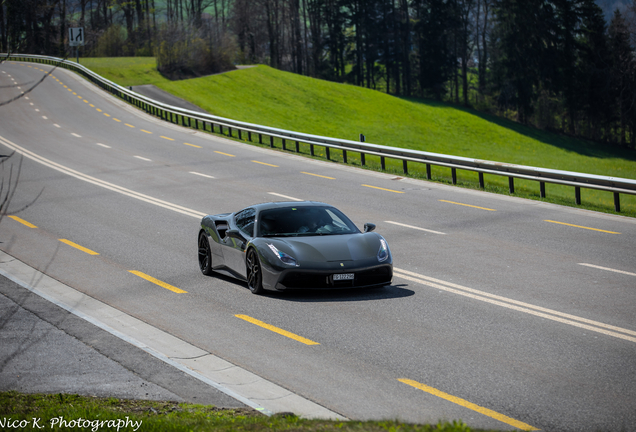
left=197, top=201, right=392, bottom=294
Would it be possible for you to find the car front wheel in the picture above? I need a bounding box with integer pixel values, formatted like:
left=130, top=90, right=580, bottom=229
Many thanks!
left=246, top=248, right=264, bottom=294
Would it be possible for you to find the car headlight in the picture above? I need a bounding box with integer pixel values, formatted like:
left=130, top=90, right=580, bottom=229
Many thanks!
left=268, top=244, right=299, bottom=266
left=377, top=238, right=389, bottom=262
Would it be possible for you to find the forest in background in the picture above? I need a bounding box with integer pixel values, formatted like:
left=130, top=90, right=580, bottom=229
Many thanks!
left=1, top=0, right=635, bottom=149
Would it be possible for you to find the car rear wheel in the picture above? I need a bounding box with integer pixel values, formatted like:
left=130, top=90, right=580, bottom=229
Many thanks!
left=246, top=248, right=264, bottom=294
left=198, top=231, right=213, bottom=275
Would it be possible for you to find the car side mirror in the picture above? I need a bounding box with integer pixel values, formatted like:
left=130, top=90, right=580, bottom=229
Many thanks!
left=364, top=223, right=376, bottom=233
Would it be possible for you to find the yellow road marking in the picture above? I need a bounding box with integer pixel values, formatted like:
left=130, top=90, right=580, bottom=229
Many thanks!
left=235, top=314, right=319, bottom=345
left=72, top=92, right=77, bottom=95
left=128, top=270, right=187, bottom=294
left=113, top=118, right=122, bottom=122
left=439, top=200, right=496, bottom=211
left=544, top=220, right=620, bottom=234
left=58, top=239, right=99, bottom=255
left=103, top=113, right=111, bottom=117
left=215, top=150, right=235, bottom=157
left=362, top=184, right=404, bottom=194
left=77, top=95, right=82, bottom=99
left=301, top=171, right=335, bottom=179
left=252, top=160, right=279, bottom=167
left=96, top=108, right=102, bottom=112
left=125, top=123, right=135, bottom=128
left=141, top=129, right=152, bottom=134
left=8, top=215, right=37, bottom=228
left=184, top=142, right=202, bottom=148
left=89, top=104, right=95, bottom=107
left=398, top=379, right=537, bottom=431
left=160, top=136, right=174, bottom=141
left=83, top=100, right=89, bottom=103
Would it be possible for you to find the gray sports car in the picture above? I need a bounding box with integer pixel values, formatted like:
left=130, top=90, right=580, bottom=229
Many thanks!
left=197, top=201, right=393, bottom=294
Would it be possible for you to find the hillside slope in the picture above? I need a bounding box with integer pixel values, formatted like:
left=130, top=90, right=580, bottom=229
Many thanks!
left=78, top=59, right=636, bottom=214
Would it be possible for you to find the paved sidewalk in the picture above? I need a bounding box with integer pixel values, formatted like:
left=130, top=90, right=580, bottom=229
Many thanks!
left=0, top=273, right=247, bottom=407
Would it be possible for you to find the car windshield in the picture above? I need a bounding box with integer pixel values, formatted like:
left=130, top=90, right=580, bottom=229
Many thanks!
left=258, top=206, right=360, bottom=237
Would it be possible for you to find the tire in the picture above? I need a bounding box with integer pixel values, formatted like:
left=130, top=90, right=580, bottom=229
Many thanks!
left=198, top=231, right=213, bottom=275
left=246, top=248, right=264, bottom=294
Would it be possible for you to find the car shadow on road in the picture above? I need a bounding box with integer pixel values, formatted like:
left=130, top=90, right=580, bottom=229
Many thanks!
left=204, top=272, right=414, bottom=302
left=269, top=284, right=414, bottom=303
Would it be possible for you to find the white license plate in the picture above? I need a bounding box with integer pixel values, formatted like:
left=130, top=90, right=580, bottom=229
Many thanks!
left=333, top=273, right=354, bottom=281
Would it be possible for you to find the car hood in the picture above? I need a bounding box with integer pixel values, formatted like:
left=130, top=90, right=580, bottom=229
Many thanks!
left=273, top=233, right=383, bottom=262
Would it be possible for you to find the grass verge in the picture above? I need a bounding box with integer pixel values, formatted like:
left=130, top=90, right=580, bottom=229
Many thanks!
left=75, top=58, right=636, bottom=216
left=1, top=391, right=498, bottom=432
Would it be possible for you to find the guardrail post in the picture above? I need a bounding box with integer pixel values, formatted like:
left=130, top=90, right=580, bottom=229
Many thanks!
left=310, top=144, right=314, bottom=156
left=540, top=182, right=546, bottom=198
left=248, top=131, right=252, bottom=142
left=360, top=134, right=366, bottom=166
left=282, top=139, right=287, bottom=150
left=614, top=193, right=621, bottom=212
left=270, top=136, right=274, bottom=148
left=451, top=168, right=457, bottom=185
left=509, top=177, right=515, bottom=194
left=575, top=187, right=581, bottom=205
left=479, top=172, right=485, bottom=189
left=228, top=127, right=232, bottom=137
left=238, top=129, right=242, bottom=140
left=426, top=164, right=431, bottom=180
left=343, top=149, right=347, bottom=163
left=326, top=147, right=331, bottom=160
left=295, top=141, right=300, bottom=152
left=380, top=156, right=385, bottom=170
left=403, top=160, right=408, bottom=174
left=259, top=134, right=263, bottom=144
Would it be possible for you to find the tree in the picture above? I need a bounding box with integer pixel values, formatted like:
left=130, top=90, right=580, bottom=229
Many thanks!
left=491, top=0, right=553, bottom=123
left=608, top=9, right=636, bottom=147
left=578, top=0, right=612, bottom=141
left=412, top=0, right=455, bottom=100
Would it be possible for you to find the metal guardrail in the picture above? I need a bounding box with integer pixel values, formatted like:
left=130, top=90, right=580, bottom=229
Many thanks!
left=5, top=53, right=636, bottom=213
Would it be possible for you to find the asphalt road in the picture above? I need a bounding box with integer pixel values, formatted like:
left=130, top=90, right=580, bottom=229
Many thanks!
left=1, top=61, right=635, bottom=431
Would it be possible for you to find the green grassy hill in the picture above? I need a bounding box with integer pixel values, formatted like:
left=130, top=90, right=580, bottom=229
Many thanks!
left=78, top=58, right=636, bottom=215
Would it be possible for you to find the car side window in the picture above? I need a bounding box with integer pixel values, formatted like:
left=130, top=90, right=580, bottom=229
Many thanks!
left=234, top=208, right=256, bottom=237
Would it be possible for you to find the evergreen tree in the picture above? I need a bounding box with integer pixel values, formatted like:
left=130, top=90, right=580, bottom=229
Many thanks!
left=412, top=0, right=456, bottom=100
left=608, top=9, right=636, bottom=146
left=491, top=0, right=553, bottom=123
left=578, top=0, right=612, bottom=141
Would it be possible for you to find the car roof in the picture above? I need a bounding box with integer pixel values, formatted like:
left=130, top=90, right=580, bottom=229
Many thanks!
left=251, top=201, right=333, bottom=212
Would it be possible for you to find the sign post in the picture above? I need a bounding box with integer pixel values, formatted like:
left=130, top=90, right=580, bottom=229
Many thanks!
left=68, top=28, right=85, bottom=63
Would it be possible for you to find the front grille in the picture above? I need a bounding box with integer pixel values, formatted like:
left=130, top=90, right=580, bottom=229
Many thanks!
left=279, top=266, right=392, bottom=290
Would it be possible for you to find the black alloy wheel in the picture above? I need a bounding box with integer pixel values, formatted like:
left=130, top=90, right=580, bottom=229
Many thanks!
left=246, top=248, right=264, bottom=294
left=198, top=231, right=213, bottom=275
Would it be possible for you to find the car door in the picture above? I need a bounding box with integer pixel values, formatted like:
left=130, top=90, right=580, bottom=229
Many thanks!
left=223, top=208, right=256, bottom=277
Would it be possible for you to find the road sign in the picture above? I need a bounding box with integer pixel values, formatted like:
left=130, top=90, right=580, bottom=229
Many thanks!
left=69, top=28, right=85, bottom=46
